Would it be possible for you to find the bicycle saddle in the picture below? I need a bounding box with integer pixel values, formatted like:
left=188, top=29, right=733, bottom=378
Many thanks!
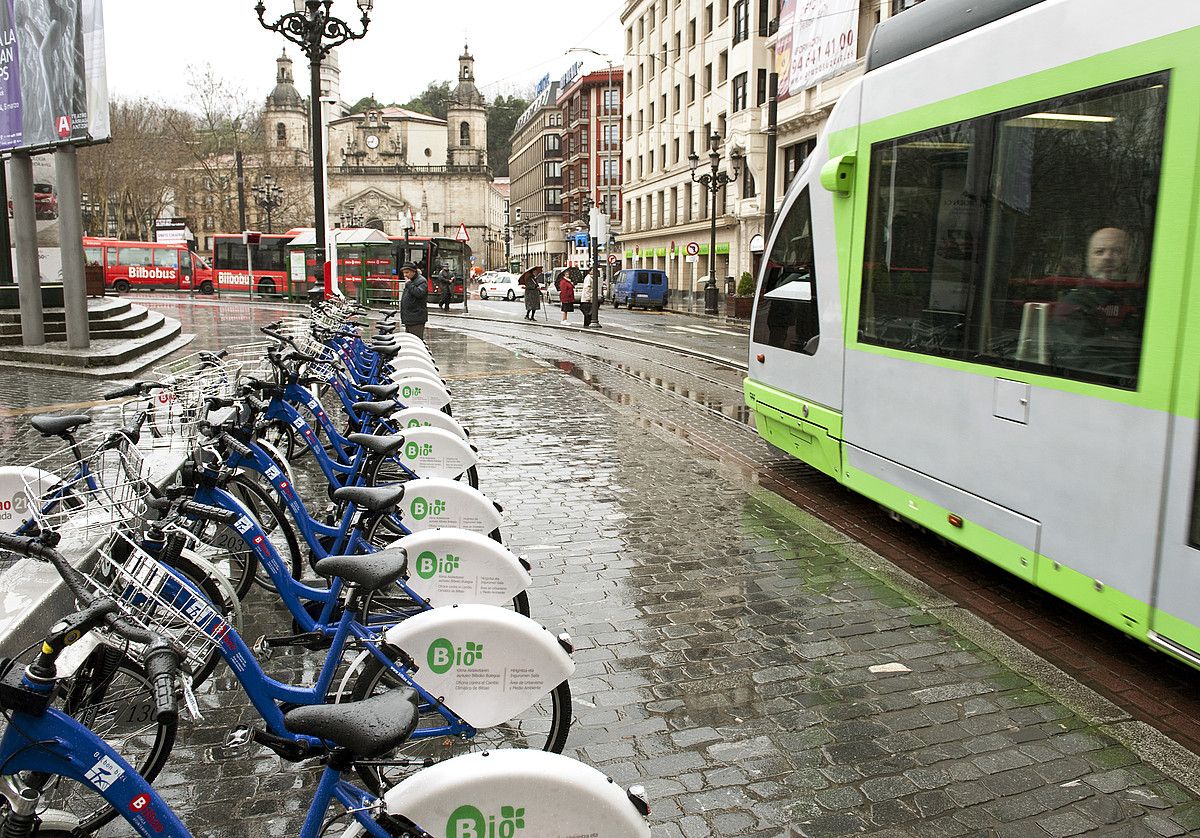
left=30, top=414, right=92, bottom=437
left=359, top=383, right=400, bottom=400
left=371, top=345, right=401, bottom=360
left=331, top=484, right=406, bottom=512
left=314, top=545, right=408, bottom=590
left=376, top=323, right=397, bottom=334
left=352, top=401, right=397, bottom=418
left=346, top=433, right=405, bottom=456
left=283, top=687, right=419, bottom=758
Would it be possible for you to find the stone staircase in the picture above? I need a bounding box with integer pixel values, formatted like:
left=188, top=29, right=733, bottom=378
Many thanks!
left=0, top=298, right=195, bottom=374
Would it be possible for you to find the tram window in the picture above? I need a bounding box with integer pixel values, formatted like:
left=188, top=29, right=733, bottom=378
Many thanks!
left=859, top=74, right=1168, bottom=389
left=753, top=186, right=819, bottom=355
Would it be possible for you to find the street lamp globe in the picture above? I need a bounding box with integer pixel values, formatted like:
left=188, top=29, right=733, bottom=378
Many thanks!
left=730, top=148, right=744, bottom=179
left=357, top=0, right=373, bottom=10
left=688, top=151, right=700, bottom=173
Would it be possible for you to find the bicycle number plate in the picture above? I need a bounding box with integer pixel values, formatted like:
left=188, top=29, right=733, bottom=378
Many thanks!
left=114, top=699, right=157, bottom=726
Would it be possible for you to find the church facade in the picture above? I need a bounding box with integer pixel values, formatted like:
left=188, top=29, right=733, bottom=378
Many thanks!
left=261, top=45, right=504, bottom=266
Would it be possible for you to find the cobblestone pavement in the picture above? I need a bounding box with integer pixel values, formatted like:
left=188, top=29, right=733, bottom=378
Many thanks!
left=2, top=301, right=1200, bottom=836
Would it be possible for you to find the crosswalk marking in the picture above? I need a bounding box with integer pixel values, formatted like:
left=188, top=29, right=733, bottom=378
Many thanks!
left=667, top=325, right=746, bottom=336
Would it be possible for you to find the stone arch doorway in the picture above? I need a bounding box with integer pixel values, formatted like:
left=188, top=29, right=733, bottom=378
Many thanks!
left=365, top=218, right=385, bottom=231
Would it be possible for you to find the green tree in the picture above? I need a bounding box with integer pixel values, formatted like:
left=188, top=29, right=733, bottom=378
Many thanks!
left=402, top=81, right=452, bottom=120
left=486, top=94, right=528, bottom=178
left=348, top=94, right=384, bottom=114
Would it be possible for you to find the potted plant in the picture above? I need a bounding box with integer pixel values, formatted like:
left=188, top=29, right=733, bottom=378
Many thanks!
left=726, top=271, right=756, bottom=319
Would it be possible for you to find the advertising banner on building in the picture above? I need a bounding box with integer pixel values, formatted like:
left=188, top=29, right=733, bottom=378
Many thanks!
left=775, top=0, right=859, bottom=100
left=0, top=0, right=109, bottom=153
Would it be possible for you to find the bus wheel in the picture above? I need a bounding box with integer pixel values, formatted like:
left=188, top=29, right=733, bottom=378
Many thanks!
left=200, top=281, right=214, bottom=295
left=257, top=278, right=276, bottom=296
left=113, top=279, right=129, bottom=294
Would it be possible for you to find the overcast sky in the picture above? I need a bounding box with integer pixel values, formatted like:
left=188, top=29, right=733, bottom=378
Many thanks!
left=103, top=0, right=624, bottom=110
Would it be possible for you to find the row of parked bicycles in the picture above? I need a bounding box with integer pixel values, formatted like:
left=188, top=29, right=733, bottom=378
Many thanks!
left=0, top=297, right=652, bottom=837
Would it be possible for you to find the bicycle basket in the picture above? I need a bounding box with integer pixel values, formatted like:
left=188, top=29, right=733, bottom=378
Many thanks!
left=145, top=352, right=241, bottom=443
left=88, top=530, right=226, bottom=677
left=20, top=432, right=149, bottom=538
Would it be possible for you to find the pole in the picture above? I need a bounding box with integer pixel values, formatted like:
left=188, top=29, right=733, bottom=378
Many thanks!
left=309, top=53, right=327, bottom=270
left=706, top=175, right=718, bottom=315
left=763, top=72, right=779, bottom=241
left=55, top=146, right=89, bottom=349
left=0, top=160, right=13, bottom=286
left=10, top=152, right=43, bottom=345
left=235, top=150, right=247, bottom=233
left=246, top=236, right=254, bottom=301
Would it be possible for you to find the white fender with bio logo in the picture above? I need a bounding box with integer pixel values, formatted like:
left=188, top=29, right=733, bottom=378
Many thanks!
left=394, top=427, right=476, bottom=480
left=0, top=466, right=57, bottom=534
left=390, top=407, right=470, bottom=441
left=391, top=376, right=452, bottom=411
left=382, top=334, right=427, bottom=352
left=387, top=352, right=438, bottom=374
left=401, top=478, right=503, bottom=536
left=396, top=529, right=530, bottom=608
left=390, top=367, right=447, bottom=390
left=382, top=604, right=573, bottom=729
left=364, top=751, right=651, bottom=838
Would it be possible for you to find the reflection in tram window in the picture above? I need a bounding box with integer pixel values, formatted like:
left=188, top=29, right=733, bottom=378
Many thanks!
left=753, top=187, right=819, bottom=355
left=859, top=74, right=1168, bottom=389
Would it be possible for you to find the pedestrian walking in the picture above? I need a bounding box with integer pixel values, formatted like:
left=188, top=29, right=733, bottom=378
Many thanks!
left=523, top=272, right=542, bottom=320
left=580, top=267, right=595, bottom=327
left=437, top=267, right=452, bottom=312
left=399, top=261, right=429, bottom=339
left=557, top=271, right=576, bottom=325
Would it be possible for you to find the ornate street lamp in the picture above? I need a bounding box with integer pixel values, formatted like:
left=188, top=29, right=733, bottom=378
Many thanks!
left=252, top=173, right=284, bottom=234
left=689, top=131, right=743, bottom=315
left=255, top=0, right=372, bottom=263
left=517, top=223, right=534, bottom=270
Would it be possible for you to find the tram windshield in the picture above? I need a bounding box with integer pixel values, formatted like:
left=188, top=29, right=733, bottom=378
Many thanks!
left=754, top=187, right=819, bottom=354
left=859, top=73, right=1168, bottom=389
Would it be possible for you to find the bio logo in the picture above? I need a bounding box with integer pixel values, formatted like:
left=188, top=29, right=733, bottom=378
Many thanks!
left=402, top=385, right=422, bottom=398
left=405, top=441, right=434, bottom=459
left=447, top=804, right=525, bottom=838
left=415, top=550, right=460, bottom=580
left=410, top=497, right=446, bottom=521
left=406, top=418, right=432, bottom=428
left=428, top=638, right=483, bottom=674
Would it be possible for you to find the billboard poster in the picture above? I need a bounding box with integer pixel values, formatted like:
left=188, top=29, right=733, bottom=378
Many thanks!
left=775, top=0, right=860, bottom=100
left=0, top=0, right=108, bottom=153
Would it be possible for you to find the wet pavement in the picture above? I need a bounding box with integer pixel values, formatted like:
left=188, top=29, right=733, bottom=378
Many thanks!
left=1, top=298, right=1200, bottom=836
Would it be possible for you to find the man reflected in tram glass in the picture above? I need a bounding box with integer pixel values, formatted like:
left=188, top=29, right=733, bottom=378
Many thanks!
left=1085, top=227, right=1131, bottom=280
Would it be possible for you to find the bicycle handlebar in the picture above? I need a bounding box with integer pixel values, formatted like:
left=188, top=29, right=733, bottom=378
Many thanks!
left=178, top=499, right=241, bottom=526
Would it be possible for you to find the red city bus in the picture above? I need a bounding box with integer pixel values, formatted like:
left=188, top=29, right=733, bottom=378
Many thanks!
left=387, top=236, right=471, bottom=304
left=82, top=237, right=214, bottom=294
left=210, top=231, right=298, bottom=296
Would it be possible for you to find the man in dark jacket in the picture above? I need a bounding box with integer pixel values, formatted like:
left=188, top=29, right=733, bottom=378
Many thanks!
left=437, top=267, right=452, bottom=312
left=399, top=262, right=429, bottom=338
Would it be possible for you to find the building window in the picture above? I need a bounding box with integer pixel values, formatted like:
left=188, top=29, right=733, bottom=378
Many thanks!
left=757, top=69, right=768, bottom=106
left=705, top=4, right=713, bottom=33
left=581, top=162, right=589, bottom=188
left=545, top=134, right=562, bottom=155
left=720, top=0, right=729, bottom=20
left=649, top=102, right=655, bottom=124
left=688, top=75, right=696, bottom=103
left=758, top=0, right=770, bottom=35
left=670, top=186, right=678, bottom=224
left=685, top=182, right=693, bottom=222
left=460, top=121, right=471, bottom=147
left=674, top=84, right=681, bottom=111
left=649, top=149, right=655, bottom=171
left=604, top=87, right=620, bottom=112
left=783, top=138, right=816, bottom=189
left=733, top=0, right=749, bottom=44
left=704, top=64, right=712, bottom=91
left=674, top=31, right=681, bottom=57
left=732, top=73, right=748, bottom=112
left=660, top=95, right=667, bottom=121
left=742, top=164, right=756, bottom=198
left=276, top=122, right=287, bottom=146
left=673, top=137, right=679, bottom=164
left=892, top=0, right=924, bottom=12
left=859, top=73, right=1167, bottom=389
left=688, top=18, right=696, bottom=46
left=754, top=186, right=819, bottom=354
left=719, top=51, right=728, bottom=83
left=544, top=188, right=561, bottom=211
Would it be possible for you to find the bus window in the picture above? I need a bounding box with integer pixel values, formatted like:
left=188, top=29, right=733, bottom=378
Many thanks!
left=180, top=250, right=193, bottom=277
left=154, top=248, right=179, bottom=269
left=754, top=186, right=818, bottom=355
left=215, top=240, right=248, bottom=271
left=84, top=247, right=103, bottom=267
left=859, top=73, right=1166, bottom=389
left=117, top=247, right=153, bottom=267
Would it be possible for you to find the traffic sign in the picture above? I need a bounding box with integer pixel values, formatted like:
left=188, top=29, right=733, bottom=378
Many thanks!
left=608, top=254, right=618, bottom=266
left=685, top=241, right=700, bottom=256
left=455, top=223, right=470, bottom=243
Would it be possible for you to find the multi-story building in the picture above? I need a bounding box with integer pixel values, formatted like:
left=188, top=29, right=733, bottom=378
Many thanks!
left=620, top=0, right=920, bottom=311
left=507, top=80, right=564, bottom=271
left=557, top=64, right=625, bottom=269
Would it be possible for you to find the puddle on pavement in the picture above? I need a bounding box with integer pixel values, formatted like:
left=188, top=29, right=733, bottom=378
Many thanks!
left=556, top=359, right=753, bottom=426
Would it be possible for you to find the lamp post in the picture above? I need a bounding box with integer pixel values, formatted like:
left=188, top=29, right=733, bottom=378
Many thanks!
left=517, top=223, right=534, bottom=270
left=256, top=0, right=372, bottom=264
left=252, top=174, right=284, bottom=234
left=689, top=131, right=743, bottom=316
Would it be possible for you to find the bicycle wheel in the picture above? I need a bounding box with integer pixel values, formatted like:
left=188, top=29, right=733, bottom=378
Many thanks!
left=348, top=653, right=571, bottom=794
left=256, top=418, right=300, bottom=462
left=363, top=453, right=480, bottom=492
left=9, top=646, right=176, bottom=834
left=358, top=515, right=526, bottom=616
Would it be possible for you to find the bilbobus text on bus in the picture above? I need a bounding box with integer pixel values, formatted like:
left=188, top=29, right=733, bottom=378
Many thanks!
left=83, top=237, right=214, bottom=295
left=210, top=231, right=300, bottom=297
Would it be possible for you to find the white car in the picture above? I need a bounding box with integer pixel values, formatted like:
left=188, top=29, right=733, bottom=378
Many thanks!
left=479, top=273, right=520, bottom=301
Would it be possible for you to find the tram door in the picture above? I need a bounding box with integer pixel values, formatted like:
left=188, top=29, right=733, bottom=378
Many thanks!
left=1149, top=260, right=1200, bottom=663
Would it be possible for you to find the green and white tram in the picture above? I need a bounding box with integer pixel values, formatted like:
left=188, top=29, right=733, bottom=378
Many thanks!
left=745, top=0, right=1200, bottom=668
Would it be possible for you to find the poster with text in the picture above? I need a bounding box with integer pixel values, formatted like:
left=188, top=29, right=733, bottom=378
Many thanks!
left=0, top=0, right=109, bottom=153
left=776, top=0, right=860, bottom=100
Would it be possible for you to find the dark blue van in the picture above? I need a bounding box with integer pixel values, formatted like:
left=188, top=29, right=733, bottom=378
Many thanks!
left=612, top=269, right=669, bottom=310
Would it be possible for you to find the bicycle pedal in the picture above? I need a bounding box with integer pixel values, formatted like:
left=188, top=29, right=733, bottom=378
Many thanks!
left=252, top=635, right=275, bottom=660
left=214, top=725, right=253, bottom=759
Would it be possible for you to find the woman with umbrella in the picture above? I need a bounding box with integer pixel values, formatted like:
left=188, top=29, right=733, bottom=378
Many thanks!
left=521, top=266, right=543, bottom=321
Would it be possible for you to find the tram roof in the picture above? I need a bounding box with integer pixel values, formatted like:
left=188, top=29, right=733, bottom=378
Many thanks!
left=866, top=0, right=1047, bottom=73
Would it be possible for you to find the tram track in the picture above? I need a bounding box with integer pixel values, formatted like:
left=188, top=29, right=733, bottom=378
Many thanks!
left=443, top=313, right=1200, bottom=764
